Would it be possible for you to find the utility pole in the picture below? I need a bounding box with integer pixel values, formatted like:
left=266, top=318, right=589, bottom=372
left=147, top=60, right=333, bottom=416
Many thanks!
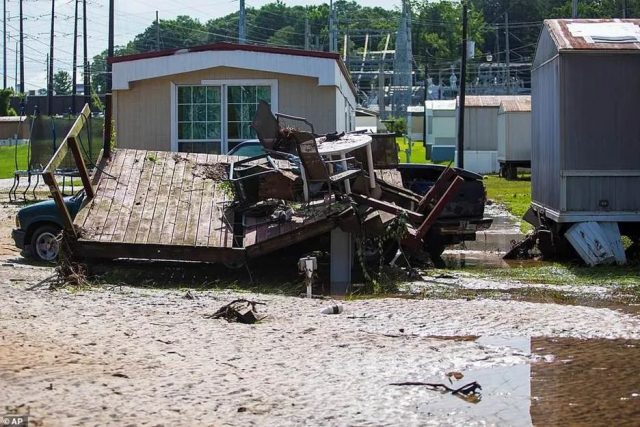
left=104, top=0, right=114, bottom=156
left=457, top=0, right=468, bottom=170
left=19, top=0, right=24, bottom=93
left=3, top=0, right=6, bottom=89
left=572, top=0, right=578, bottom=18
left=304, top=18, right=310, bottom=50
left=423, top=58, right=428, bottom=148
left=83, top=0, right=89, bottom=106
left=48, top=0, right=55, bottom=114
left=238, top=0, right=246, bottom=44
left=622, top=0, right=627, bottom=18
left=505, top=12, right=510, bottom=95
left=378, top=63, right=384, bottom=119
left=329, top=0, right=336, bottom=52
left=72, top=0, right=78, bottom=113
left=156, top=11, right=160, bottom=50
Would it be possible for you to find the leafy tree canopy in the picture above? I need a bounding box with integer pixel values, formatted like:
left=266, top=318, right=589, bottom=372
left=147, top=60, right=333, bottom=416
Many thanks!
left=89, top=0, right=638, bottom=93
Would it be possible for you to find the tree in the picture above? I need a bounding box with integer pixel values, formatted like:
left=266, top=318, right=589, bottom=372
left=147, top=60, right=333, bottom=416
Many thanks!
left=0, top=88, right=17, bottom=116
left=91, top=44, right=137, bottom=94
left=53, top=70, right=72, bottom=95
left=413, top=1, right=486, bottom=71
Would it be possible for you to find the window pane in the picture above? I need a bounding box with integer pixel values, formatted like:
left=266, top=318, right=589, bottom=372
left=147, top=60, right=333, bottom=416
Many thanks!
left=241, top=123, right=254, bottom=139
left=242, top=104, right=256, bottom=122
left=228, top=86, right=241, bottom=103
left=228, top=104, right=241, bottom=122
left=257, top=86, right=271, bottom=102
left=178, top=87, right=191, bottom=103
left=207, top=122, right=221, bottom=139
left=178, top=104, right=192, bottom=121
left=228, top=122, right=240, bottom=139
left=178, top=122, right=191, bottom=139
left=193, top=122, right=207, bottom=139
left=206, top=87, right=220, bottom=104
left=193, top=87, right=207, bottom=104
left=194, top=105, right=207, bottom=121
left=207, top=105, right=220, bottom=122
left=242, top=86, right=256, bottom=103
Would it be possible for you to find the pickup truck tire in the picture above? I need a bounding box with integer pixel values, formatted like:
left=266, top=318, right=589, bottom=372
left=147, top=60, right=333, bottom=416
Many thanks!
left=30, top=225, right=62, bottom=262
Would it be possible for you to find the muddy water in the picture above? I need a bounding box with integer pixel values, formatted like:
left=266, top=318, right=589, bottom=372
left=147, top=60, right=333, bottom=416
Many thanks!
left=443, top=203, right=526, bottom=268
left=419, top=336, right=640, bottom=426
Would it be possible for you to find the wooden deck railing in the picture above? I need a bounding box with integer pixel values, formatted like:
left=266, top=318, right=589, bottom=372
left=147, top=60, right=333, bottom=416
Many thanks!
left=42, top=103, right=95, bottom=239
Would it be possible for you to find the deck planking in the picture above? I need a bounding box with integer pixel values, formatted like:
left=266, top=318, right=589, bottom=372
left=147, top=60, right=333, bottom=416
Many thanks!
left=123, top=152, right=158, bottom=243
left=135, top=151, right=170, bottom=244
left=98, top=149, right=138, bottom=241
left=159, top=153, right=186, bottom=245
left=110, top=150, right=147, bottom=242
left=76, top=149, right=341, bottom=258
left=146, top=152, right=176, bottom=244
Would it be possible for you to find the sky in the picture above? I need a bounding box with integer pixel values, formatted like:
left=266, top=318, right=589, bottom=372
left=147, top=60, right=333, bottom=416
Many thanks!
left=1, top=0, right=401, bottom=91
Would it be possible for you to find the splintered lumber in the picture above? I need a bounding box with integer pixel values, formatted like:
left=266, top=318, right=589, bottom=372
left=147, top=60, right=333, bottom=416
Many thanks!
left=416, top=176, right=465, bottom=240
left=417, top=167, right=457, bottom=213
left=351, top=193, right=423, bottom=223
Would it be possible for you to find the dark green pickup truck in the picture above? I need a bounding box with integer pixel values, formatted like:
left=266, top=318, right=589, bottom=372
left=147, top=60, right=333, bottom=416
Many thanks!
left=12, top=191, right=85, bottom=261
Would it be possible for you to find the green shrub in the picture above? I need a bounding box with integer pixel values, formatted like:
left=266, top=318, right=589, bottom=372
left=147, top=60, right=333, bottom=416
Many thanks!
left=382, top=116, right=407, bottom=135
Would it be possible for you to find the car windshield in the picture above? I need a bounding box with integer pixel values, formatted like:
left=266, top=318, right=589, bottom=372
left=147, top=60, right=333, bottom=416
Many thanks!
left=229, top=142, right=265, bottom=157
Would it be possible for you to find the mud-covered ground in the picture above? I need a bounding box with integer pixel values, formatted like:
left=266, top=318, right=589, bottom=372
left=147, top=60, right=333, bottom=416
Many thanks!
left=1, top=192, right=639, bottom=426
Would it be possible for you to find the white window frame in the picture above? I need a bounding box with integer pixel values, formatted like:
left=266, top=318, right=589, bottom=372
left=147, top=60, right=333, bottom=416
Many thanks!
left=171, top=79, right=278, bottom=153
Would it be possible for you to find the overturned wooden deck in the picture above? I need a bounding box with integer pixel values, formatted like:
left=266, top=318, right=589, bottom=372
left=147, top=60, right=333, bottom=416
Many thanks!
left=72, top=148, right=349, bottom=263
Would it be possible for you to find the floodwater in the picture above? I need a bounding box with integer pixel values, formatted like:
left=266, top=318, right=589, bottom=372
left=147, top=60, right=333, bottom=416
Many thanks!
left=442, top=203, right=528, bottom=269
left=415, top=336, right=640, bottom=426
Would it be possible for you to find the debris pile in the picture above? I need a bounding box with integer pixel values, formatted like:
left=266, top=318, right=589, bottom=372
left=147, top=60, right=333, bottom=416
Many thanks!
left=205, top=299, right=266, bottom=324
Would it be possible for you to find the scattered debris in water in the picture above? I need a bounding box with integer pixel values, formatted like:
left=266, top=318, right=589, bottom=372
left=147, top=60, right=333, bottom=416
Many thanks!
left=391, top=379, right=483, bottom=403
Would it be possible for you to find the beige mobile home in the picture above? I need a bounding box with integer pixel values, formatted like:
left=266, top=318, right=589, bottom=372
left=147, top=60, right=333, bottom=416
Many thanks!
left=497, top=97, right=531, bottom=179
left=110, top=43, right=356, bottom=154
left=459, top=95, right=530, bottom=174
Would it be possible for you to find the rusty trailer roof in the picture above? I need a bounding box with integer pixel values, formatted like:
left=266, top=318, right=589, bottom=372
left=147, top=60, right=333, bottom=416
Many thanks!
left=499, top=97, right=531, bottom=113
left=547, top=19, right=640, bottom=51
left=462, top=95, right=531, bottom=108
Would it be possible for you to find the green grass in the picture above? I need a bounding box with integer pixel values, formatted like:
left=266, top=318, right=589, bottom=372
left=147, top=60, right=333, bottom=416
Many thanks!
left=395, top=137, right=426, bottom=164
left=465, top=262, right=640, bottom=290
left=395, top=137, right=449, bottom=165
left=0, top=144, right=29, bottom=178
left=483, top=174, right=532, bottom=223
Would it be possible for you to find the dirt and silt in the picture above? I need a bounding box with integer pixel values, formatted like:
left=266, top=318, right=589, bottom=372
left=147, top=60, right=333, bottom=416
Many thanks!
left=1, top=193, right=639, bottom=426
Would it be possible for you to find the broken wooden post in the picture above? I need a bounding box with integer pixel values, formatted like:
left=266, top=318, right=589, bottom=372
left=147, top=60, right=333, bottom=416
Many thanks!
left=68, top=136, right=95, bottom=199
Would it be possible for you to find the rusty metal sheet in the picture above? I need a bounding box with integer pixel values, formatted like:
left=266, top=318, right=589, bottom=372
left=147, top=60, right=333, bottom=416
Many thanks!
left=549, top=19, right=640, bottom=51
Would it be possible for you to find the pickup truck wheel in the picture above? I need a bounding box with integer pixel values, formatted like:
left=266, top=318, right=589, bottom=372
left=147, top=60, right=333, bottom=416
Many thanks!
left=31, top=225, right=61, bottom=262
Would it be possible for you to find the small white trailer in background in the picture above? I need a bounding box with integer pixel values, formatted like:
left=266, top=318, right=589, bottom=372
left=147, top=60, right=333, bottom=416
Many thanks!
left=497, top=97, right=531, bottom=179
left=458, top=95, right=530, bottom=175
